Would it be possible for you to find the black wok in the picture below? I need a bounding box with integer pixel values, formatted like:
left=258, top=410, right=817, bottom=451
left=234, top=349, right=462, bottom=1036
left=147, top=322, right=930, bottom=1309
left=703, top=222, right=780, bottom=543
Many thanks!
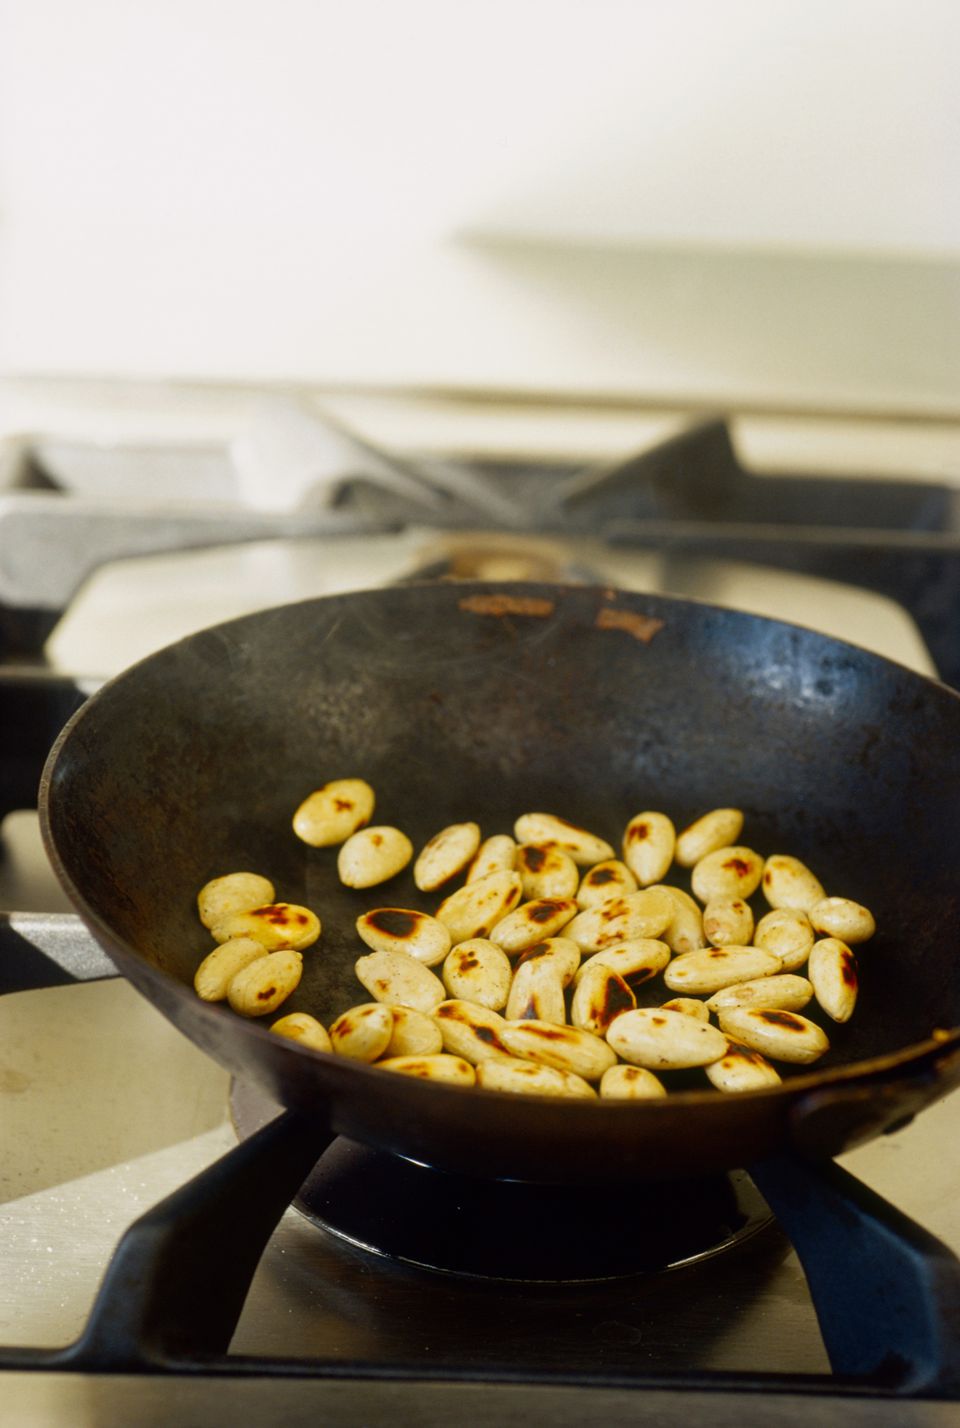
left=40, top=582, right=960, bottom=1184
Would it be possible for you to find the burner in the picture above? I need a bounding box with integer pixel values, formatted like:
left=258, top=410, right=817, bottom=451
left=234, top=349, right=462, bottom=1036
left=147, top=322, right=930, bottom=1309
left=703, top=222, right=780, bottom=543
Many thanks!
left=230, top=1080, right=773, bottom=1282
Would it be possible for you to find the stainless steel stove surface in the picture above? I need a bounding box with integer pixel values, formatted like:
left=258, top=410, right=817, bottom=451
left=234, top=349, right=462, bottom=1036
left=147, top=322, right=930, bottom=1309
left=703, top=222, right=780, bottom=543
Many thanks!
left=2, top=389, right=960, bottom=1424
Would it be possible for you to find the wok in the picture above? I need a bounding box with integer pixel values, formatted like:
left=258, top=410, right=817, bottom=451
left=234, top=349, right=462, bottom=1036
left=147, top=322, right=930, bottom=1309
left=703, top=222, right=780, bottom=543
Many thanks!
left=40, top=582, right=960, bottom=1184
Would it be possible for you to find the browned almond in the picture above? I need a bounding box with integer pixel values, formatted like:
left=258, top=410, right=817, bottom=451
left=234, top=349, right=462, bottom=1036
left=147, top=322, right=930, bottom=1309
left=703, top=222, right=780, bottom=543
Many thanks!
left=516, top=843, right=580, bottom=900
left=356, top=907, right=451, bottom=966
left=489, top=897, right=578, bottom=954
left=414, top=822, right=482, bottom=892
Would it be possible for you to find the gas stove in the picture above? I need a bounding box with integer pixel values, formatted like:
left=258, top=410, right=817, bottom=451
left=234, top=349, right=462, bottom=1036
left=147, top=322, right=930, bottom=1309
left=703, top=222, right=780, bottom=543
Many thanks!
left=1, top=383, right=959, bottom=1425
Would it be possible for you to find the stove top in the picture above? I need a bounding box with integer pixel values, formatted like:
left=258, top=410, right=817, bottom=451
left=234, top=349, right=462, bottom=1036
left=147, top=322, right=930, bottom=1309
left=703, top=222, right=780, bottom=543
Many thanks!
left=1, top=391, right=959, bottom=1424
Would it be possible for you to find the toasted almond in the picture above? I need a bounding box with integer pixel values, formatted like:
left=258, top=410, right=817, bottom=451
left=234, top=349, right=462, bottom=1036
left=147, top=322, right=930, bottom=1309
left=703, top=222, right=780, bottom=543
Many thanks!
left=512, top=813, right=614, bottom=866
left=197, top=872, right=276, bottom=930
left=716, top=1007, right=830, bottom=1063
left=753, top=908, right=815, bottom=971
left=356, top=907, right=451, bottom=966
left=705, top=1040, right=782, bottom=1091
left=329, top=1002, right=395, bottom=1061
left=505, top=957, right=567, bottom=1023
left=514, top=937, right=581, bottom=988
left=476, top=1059, right=597, bottom=1099
left=384, top=1006, right=444, bottom=1057
left=706, top=974, right=814, bottom=1014
left=702, top=897, right=755, bottom=947
left=606, top=1008, right=729, bottom=1069
left=500, top=1020, right=617, bottom=1081
left=564, top=888, right=675, bottom=952
left=433, top=999, right=513, bottom=1063
left=226, top=949, right=303, bottom=1017
left=292, top=778, right=375, bottom=847
left=570, top=963, right=636, bottom=1035
left=599, top=1065, right=668, bottom=1099
left=194, top=936, right=267, bottom=1001
left=650, top=884, right=706, bottom=954
left=660, top=996, right=711, bottom=1022
left=675, top=808, right=744, bottom=868
left=354, top=949, right=445, bottom=1013
left=622, top=811, right=676, bottom=886
left=516, top=844, right=580, bottom=900
left=808, top=937, right=859, bottom=1023
left=436, top=871, right=523, bottom=943
left=377, top=1054, right=476, bottom=1085
left=761, top=854, right=826, bottom=912
left=442, top=938, right=513, bottom=1009
left=810, top=897, right=876, bottom=945
left=574, top=938, right=671, bottom=989
left=338, top=827, right=413, bottom=888
left=664, top=944, right=781, bottom=996
left=414, top=821, right=482, bottom=892
left=466, top=834, right=517, bottom=882
left=212, top=902, right=321, bottom=951
left=269, top=1011, right=332, bottom=1053
left=691, top=846, right=764, bottom=903
left=576, top=860, right=638, bottom=909
left=489, top=897, right=578, bottom=954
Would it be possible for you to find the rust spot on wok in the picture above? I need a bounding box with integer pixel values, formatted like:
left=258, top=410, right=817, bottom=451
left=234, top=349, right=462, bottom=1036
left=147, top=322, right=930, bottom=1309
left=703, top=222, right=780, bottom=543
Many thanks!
left=594, top=607, right=665, bottom=643
left=458, top=594, right=555, bottom=619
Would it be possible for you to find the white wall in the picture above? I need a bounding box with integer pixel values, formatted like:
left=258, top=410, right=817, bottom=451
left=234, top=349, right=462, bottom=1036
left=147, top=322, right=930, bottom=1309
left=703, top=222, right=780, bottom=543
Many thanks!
left=0, top=0, right=957, bottom=402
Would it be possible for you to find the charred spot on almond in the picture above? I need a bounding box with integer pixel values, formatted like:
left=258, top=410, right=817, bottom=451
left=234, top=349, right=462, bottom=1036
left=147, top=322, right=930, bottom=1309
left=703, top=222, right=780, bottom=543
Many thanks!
left=725, top=1045, right=763, bottom=1064
left=723, top=857, right=751, bottom=877
left=253, top=905, right=286, bottom=923
left=257, top=987, right=277, bottom=1001
left=517, top=941, right=551, bottom=965
left=474, top=1025, right=508, bottom=1049
left=758, top=1010, right=804, bottom=1030
left=586, top=868, right=615, bottom=886
left=371, top=834, right=383, bottom=847
left=840, top=951, right=859, bottom=987
left=602, top=978, right=634, bottom=1022
left=334, top=797, right=354, bottom=812
left=625, top=968, right=657, bottom=988
left=530, top=900, right=566, bottom=923
left=627, top=823, right=649, bottom=842
left=651, top=1015, right=666, bottom=1026
left=367, top=909, right=421, bottom=939
left=457, top=954, right=480, bottom=972
left=521, top=846, right=548, bottom=872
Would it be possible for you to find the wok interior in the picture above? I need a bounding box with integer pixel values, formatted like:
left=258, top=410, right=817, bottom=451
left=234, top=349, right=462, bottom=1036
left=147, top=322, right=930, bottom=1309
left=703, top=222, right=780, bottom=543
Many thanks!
left=45, top=584, right=960, bottom=1082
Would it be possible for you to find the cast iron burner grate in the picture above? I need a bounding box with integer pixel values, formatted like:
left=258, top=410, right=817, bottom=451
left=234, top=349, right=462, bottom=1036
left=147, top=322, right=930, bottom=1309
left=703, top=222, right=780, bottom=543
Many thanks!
left=5, top=415, right=960, bottom=688
left=2, top=911, right=960, bottom=1413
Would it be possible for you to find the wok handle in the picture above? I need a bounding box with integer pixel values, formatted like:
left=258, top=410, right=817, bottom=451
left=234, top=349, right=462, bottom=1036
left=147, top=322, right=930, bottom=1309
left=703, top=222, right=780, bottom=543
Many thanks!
left=0, top=910, right=117, bottom=994
left=749, top=1152, right=960, bottom=1394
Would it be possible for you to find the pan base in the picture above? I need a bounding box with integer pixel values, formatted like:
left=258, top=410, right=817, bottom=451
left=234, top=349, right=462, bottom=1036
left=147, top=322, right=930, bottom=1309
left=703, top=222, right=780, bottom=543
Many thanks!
left=231, top=1081, right=773, bottom=1282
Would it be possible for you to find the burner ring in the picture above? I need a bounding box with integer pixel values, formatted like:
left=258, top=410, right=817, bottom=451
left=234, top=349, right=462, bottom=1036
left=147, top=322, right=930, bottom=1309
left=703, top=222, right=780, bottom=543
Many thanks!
left=231, top=1081, right=774, bottom=1282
